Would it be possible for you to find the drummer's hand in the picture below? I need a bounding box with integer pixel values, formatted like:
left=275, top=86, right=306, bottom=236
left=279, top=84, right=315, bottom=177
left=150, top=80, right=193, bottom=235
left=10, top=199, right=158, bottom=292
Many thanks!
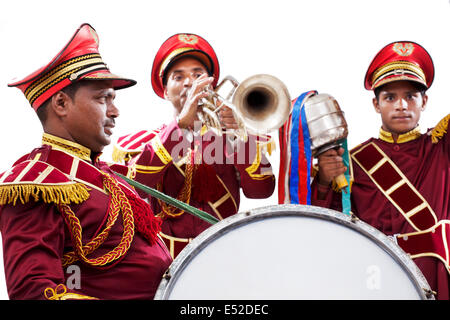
left=218, top=106, right=239, bottom=130
left=178, top=74, right=214, bottom=129
left=317, top=147, right=347, bottom=186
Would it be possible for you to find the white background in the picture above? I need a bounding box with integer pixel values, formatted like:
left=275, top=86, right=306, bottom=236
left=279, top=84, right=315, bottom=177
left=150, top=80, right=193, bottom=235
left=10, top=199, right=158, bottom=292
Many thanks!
left=0, top=0, right=448, bottom=299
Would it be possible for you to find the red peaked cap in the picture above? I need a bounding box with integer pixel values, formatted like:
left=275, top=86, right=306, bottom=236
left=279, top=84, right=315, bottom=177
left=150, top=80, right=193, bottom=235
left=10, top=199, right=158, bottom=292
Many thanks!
left=8, top=23, right=136, bottom=110
left=151, top=33, right=220, bottom=99
left=364, top=41, right=434, bottom=90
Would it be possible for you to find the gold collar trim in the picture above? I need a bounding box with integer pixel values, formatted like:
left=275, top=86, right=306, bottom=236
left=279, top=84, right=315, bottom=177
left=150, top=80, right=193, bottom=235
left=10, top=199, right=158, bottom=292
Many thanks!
left=42, top=133, right=92, bottom=161
left=379, top=127, right=422, bottom=144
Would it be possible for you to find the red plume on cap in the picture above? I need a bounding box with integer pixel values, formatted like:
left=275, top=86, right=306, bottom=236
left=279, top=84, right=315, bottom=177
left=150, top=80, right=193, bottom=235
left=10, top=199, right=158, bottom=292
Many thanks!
left=151, top=33, right=220, bottom=99
left=364, top=41, right=434, bottom=90
left=8, top=23, right=136, bottom=110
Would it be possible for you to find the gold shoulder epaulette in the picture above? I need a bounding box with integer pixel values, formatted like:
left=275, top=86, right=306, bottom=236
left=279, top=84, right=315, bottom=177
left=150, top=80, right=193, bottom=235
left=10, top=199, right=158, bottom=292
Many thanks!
left=431, top=113, right=450, bottom=144
left=0, top=159, right=90, bottom=206
left=112, top=145, right=142, bottom=164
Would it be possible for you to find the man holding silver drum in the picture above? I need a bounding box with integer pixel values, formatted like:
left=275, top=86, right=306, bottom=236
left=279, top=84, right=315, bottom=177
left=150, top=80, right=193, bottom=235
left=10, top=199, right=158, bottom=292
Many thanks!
left=312, top=41, right=450, bottom=299
left=113, top=34, right=275, bottom=259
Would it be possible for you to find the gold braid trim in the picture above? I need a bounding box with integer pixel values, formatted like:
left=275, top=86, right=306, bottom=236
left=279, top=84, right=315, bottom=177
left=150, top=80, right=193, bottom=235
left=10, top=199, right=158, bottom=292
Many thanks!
left=156, top=161, right=194, bottom=218
left=60, top=186, right=120, bottom=267
left=245, top=141, right=273, bottom=180
left=111, top=145, right=141, bottom=163
left=431, top=114, right=450, bottom=144
left=155, top=148, right=195, bottom=218
left=44, top=284, right=98, bottom=300
left=42, top=133, right=91, bottom=162
left=151, top=136, right=172, bottom=164
left=59, top=173, right=135, bottom=267
left=379, top=126, right=422, bottom=144
left=0, top=183, right=90, bottom=206
left=259, top=137, right=276, bottom=156
left=372, top=61, right=426, bottom=85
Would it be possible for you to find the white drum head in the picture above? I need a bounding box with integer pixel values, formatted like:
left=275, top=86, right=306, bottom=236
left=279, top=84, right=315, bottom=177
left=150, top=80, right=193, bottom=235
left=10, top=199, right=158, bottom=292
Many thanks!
left=155, top=205, right=433, bottom=300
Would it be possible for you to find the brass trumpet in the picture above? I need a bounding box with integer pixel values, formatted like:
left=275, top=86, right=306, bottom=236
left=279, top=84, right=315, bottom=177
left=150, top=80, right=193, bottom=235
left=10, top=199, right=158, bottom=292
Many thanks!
left=197, top=74, right=292, bottom=141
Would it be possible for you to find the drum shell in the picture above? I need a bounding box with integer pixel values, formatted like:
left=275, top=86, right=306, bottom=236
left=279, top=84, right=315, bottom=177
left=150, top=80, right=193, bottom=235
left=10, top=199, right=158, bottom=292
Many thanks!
left=155, top=204, right=434, bottom=300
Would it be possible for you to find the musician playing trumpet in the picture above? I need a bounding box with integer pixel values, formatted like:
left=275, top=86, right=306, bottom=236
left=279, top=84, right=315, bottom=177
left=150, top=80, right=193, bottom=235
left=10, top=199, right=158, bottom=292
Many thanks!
left=113, top=33, right=275, bottom=259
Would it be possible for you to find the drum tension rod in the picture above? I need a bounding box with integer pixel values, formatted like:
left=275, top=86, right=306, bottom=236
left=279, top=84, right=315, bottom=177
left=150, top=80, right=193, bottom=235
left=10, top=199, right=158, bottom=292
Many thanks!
left=423, top=288, right=437, bottom=299
left=349, top=211, right=359, bottom=223
left=162, top=268, right=172, bottom=280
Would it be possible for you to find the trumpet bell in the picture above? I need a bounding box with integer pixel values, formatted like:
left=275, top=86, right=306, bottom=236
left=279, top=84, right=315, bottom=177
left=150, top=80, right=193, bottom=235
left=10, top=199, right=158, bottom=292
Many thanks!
left=233, top=74, right=292, bottom=133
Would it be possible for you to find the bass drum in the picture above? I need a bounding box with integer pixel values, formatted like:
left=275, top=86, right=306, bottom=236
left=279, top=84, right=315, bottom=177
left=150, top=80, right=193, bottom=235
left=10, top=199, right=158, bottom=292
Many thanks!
left=155, top=205, right=434, bottom=300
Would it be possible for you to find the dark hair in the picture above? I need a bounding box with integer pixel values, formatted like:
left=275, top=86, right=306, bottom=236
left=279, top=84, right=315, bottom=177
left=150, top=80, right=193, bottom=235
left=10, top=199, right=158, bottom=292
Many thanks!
left=36, top=102, right=49, bottom=123
left=61, top=80, right=89, bottom=100
left=36, top=80, right=88, bottom=124
left=374, top=81, right=427, bottom=101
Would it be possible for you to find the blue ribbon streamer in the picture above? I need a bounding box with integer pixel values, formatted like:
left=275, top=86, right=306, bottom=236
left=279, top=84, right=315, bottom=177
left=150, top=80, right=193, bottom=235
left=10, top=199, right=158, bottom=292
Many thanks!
left=289, top=91, right=315, bottom=204
left=289, top=96, right=302, bottom=204
left=340, top=139, right=351, bottom=215
left=300, top=98, right=312, bottom=205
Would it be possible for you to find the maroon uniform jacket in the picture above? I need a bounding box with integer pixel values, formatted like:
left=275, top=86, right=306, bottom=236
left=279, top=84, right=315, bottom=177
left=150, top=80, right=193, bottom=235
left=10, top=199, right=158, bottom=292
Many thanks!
left=311, top=115, right=450, bottom=299
left=113, top=119, right=276, bottom=258
left=0, top=134, right=172, bottom=300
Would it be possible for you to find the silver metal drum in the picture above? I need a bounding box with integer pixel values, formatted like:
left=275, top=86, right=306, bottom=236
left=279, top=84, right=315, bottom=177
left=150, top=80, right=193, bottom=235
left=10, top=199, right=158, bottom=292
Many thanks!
left=155, top=205, right=434, bottom=300
left=303, top=93, right=348, bottom=156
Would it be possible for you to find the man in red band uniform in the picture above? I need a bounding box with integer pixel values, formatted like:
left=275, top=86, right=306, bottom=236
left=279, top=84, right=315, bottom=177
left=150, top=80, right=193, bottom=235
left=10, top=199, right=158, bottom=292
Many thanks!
left=311, top=41, right=450, bottom=299
left=113, top=34, right=275, bottom=258
left=0, top=23, right=172, bottom=300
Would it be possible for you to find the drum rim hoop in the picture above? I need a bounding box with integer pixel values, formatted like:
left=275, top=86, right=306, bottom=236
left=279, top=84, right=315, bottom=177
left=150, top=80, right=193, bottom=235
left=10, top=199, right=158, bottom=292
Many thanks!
left=155, top=204, right=434, bottom=300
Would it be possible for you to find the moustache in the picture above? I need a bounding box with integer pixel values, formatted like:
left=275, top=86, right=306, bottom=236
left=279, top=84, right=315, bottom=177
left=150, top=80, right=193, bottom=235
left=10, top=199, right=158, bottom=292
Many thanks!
left=104, top=119, right=116, bottom=128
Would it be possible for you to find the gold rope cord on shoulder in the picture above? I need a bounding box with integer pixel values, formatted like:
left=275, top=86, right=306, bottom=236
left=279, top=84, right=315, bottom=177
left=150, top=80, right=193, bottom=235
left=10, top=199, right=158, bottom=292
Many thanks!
left=59, top=173, right=135, bottom=267
left=156, top=159, right=194, bottom=218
